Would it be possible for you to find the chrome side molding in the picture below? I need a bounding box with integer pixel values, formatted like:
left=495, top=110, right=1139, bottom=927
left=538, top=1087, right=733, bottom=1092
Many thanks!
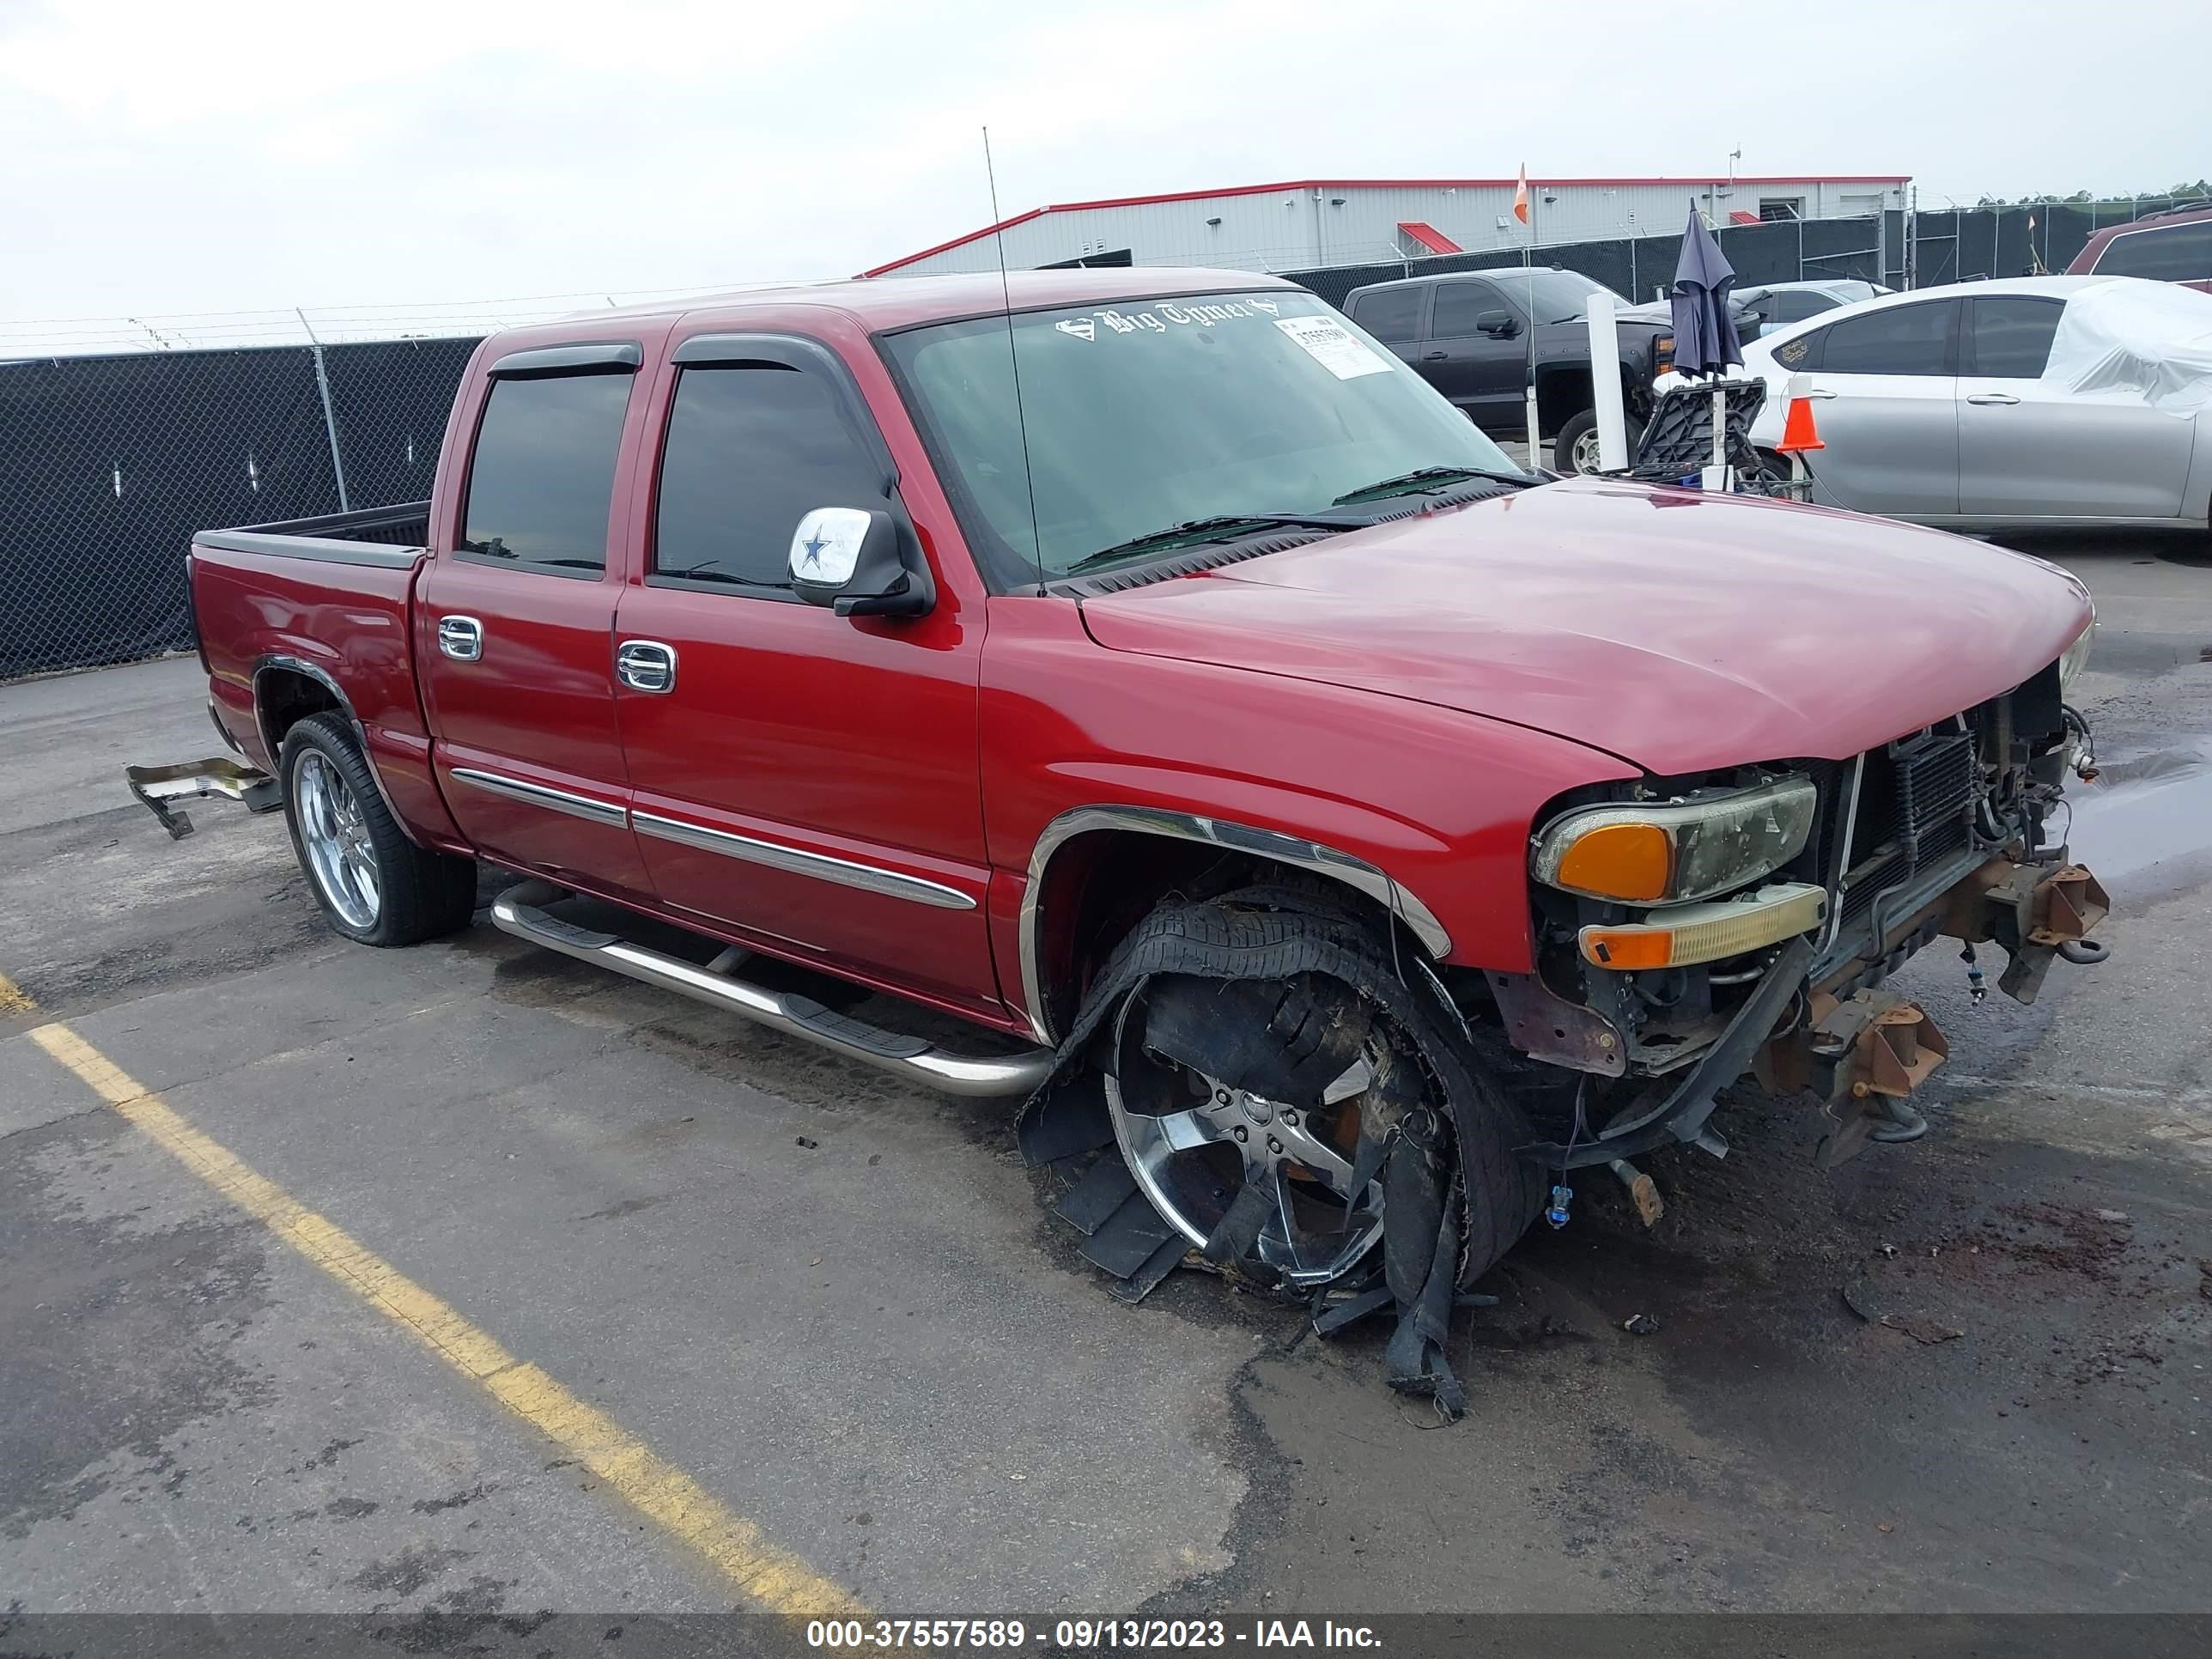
left=631, top=810, right=975, bottom=910
left=489, top=880, right=1050, bottom=1098
left=451, top=768, right=627, bottom=829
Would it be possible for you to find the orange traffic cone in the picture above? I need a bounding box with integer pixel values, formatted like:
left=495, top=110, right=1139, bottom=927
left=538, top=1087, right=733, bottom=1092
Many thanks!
left=1778, top=389, right=1824, bottom=454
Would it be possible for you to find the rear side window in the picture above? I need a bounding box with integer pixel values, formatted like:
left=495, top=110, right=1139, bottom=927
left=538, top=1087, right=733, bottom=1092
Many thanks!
left=1819, top=301, right=1954, bottom=376
left=1771, top=291, right=1838, bottom=325
left=653, top=365, right=887, bottom=595
left=460, top=374, right=633, bottom=574
left=2092, top=220, right=2212, bottom=281
left=1430, top=281, right=1502, bottom=338
left=1351, top=286, right=1423, bottom=343
left=1969, top=297, right=2064, bottom=378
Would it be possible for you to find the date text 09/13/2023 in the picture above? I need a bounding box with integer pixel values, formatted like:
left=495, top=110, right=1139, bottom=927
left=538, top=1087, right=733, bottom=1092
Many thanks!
left=805, top=1618, right=1383, bottom=1650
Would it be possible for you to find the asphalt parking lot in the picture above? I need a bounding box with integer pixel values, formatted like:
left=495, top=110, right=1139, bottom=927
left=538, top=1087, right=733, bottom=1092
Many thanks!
left=5, top=536, right=2210, bottom=1623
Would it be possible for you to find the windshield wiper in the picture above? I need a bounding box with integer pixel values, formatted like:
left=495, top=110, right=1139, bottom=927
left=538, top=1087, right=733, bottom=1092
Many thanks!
left=1060, top=514, right=1352, bottom=576
left=1330, top=465, right=1530, bottom=505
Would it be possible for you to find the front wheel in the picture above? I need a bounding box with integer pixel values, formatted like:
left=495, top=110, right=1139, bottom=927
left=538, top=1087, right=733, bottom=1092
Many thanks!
left=1093, top=909, right=1542, bottom=1291
left=1553, top=408, right=1643, bottom=475
left=279, top=713, right=477, bottom=946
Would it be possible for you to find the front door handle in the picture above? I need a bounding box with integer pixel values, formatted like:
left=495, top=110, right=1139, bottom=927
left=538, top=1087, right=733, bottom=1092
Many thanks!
left=1422, top=350, right=1449, bottom=362
left=1966, top=392, right=2021, bottom=405
left=616, top=640, right=678, bottom=694
left=1804, top=388, right=1838, bottom=400
left=437, top=615, right=483, bottom=661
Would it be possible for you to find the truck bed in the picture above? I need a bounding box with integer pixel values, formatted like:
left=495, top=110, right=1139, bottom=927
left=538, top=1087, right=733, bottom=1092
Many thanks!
left=192, top=500, right=431, bottom=567
left=191, top=499, right=461, bottom=847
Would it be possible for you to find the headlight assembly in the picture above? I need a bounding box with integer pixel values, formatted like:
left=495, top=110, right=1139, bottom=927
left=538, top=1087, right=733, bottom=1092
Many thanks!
left=1533, top=775, right=1819, bottom=906
left=2058, top=617, right=2094, bottom=697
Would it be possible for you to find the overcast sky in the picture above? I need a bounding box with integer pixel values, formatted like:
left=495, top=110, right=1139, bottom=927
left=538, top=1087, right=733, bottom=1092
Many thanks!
left=3, top=0, right=2205, bottom=349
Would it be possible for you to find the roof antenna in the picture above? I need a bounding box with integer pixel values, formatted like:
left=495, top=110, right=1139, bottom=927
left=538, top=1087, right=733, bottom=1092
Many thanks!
left=983, top=125, right=1048, bottom=597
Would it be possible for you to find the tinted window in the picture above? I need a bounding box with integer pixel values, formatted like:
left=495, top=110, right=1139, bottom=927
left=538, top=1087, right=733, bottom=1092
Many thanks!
left=460, top=373, right=632, bottom=574
left=1430, top=281, right=1503, bottom=337
left=1820, top=301, right=1953, bottom=375
left=1773, top=329, right=1821, bottom=371
left=1970, top=297, right=2063, bottom=378
left=1351, top=286, right=1423, bottom=343
left=2093, top=221, right=2212, bottom=281
left=1771, top=291, right=1839, bottom=324
left=653, top=365, right=886, bottom=592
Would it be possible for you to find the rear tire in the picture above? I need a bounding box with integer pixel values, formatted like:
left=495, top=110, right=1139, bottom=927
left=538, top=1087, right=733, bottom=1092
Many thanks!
left=279, top=713, right=477, bottom=946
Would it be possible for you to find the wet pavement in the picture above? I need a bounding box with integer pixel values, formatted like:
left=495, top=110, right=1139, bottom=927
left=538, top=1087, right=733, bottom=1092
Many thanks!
left=3, top=536, right=2209, bottom=1620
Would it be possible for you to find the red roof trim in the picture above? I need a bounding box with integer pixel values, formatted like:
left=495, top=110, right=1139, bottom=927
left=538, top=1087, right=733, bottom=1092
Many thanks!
left=856, top=207, right=1046, bottom=279
left=1396, top=220, right=1462, bottom=254
left=862, top=176, right=1912, bottom=274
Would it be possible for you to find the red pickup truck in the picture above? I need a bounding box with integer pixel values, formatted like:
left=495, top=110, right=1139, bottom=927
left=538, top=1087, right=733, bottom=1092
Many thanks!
left=137, top=267, right=2106, bottom=1398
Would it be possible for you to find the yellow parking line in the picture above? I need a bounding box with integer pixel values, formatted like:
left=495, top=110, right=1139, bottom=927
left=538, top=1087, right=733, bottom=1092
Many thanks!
left=0, top=972, right=33, bottom=1016
left=25, top=1019, right=864, bottom=1619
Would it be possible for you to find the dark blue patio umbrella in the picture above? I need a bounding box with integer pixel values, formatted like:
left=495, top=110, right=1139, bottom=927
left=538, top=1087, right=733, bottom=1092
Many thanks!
left=1671, top=205, right=1744, bottom=475
left=1671, top=204, right=1743, bottom=378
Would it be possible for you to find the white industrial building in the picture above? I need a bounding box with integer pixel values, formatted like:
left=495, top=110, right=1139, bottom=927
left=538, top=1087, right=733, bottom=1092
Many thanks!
left=861, top=175, right=1911, bottom=278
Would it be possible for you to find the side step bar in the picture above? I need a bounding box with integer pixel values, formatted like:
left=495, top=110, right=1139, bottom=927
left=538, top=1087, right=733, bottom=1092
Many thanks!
left=489, top=879, right=1054, bottom=1099
left=125, top=757, right=283, bottom=840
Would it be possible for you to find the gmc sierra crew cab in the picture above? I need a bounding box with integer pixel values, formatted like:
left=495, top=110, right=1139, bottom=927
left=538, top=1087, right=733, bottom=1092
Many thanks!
left=137, top=267, right=2107, bottom=1382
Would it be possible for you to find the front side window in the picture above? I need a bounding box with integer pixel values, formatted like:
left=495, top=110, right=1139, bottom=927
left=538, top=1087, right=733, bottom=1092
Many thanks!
left=1430, top=280, right=1504, bottom=338
left=1969, top=297, right=2064, bottom=378
left=653, top=365, right=886, bottom=595
left=459, top=373, right=633, bottom=574
left=1819, top=301, right=1954, bottom=376
left=881, top=289, right=1519, bottom=582
left=1350, top=286, right=1422, bottom=343
left=2092, top=221, right=2212, bottom=281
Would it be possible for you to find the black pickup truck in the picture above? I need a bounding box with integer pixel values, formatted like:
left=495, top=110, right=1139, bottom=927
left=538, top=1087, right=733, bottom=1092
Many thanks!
left=1344, top=266, right=1718, bottom=474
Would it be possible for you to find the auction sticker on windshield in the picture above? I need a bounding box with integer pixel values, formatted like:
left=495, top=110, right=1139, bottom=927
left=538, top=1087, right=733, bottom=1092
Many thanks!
left=1273, top=314, right=1391, bottom=380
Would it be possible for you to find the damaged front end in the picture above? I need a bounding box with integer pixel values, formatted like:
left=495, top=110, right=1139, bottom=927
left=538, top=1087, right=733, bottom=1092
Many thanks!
left=1482, top=647, right=2110, bottom=1181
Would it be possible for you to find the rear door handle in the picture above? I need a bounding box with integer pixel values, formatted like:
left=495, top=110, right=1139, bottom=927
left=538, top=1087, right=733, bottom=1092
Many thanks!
left=437, top=615, right=483, bottom=661
left=1422, top=350, right=1449, bottom=362
left=616, top=640, right=678, bottom=694
left=1804, top=388, right=1838, bottom=400
left=1966, top=392, right=2021, bottom=405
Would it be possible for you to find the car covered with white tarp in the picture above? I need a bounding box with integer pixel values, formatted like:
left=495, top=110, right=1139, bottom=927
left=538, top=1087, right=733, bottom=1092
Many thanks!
left=1738, top=275, right=2212, bottom=532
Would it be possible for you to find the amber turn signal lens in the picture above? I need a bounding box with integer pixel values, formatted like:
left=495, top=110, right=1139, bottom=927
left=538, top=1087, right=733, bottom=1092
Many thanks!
left=1578, top=883, right=1826, bottom=970
left=1553, top=821, right=1672, bottom=904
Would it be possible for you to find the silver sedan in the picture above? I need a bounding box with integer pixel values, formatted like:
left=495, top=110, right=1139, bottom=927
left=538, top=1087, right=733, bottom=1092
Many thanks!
left=1741, top=275, right=2212, bottom=532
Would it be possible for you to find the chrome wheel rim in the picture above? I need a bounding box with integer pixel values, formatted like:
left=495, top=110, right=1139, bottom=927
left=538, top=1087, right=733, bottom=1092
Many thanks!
left=295, top=750, right=380, bottom=929
left=1571, top=426, right=1604, bottom=474
left=1103, top=988, right=1386, bottom=1285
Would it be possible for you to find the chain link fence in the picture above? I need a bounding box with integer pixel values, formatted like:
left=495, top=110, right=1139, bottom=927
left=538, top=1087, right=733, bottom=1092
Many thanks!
left=2, top=337, right=475, bottom=680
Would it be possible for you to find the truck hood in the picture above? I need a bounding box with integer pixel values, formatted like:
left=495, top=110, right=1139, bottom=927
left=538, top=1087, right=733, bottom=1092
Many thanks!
left=1077, top=477, right=2094, bottom=775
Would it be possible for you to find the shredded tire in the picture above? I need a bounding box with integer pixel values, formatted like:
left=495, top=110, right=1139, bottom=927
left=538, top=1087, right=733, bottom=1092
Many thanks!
left=1023, top=887, right=1545, bottom=1414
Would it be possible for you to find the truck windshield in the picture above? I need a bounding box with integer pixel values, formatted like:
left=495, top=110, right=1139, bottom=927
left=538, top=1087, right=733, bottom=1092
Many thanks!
left=1503, top=269, right=1623, bottom=322
left=879, top=291, right=1521, bottom=581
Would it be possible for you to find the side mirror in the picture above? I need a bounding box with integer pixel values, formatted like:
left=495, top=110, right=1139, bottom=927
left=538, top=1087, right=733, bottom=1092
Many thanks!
left=1475, top=309, right=1520, bottom=339
left=788, top=507, right=934, bottom=619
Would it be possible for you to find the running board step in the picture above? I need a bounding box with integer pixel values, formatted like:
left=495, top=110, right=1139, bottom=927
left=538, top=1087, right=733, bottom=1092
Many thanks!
left=489, top=880, right=1054, bottom=1098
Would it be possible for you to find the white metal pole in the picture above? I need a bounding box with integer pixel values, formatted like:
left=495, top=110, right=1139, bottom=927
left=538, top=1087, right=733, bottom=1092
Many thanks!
left=1523, top=186, right=1541, bottom=462
left=1586, top=293, right=1627, bottom=471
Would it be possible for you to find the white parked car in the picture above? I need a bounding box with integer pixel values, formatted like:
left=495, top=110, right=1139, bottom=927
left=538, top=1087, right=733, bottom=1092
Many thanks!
left=1736, top=275, right=2212, bottom=532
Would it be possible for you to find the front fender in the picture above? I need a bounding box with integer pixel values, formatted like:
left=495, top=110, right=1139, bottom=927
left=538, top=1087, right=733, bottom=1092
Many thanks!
left=981, top=597, right=1635, bottom=1035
